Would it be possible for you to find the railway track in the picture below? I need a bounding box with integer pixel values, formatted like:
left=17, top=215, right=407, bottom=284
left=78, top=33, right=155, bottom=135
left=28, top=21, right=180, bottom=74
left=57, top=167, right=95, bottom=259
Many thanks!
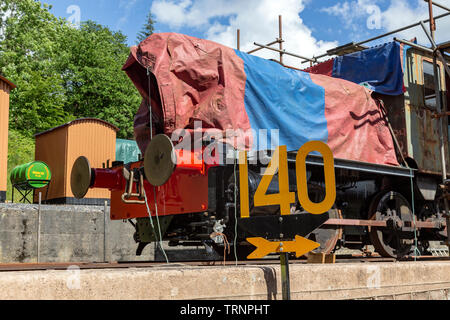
left=0, top=254, right=448, bottom=272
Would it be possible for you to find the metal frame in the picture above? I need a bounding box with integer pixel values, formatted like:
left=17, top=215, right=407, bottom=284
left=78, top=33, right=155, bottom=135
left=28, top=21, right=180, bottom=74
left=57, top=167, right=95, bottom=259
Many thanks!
left=299, top=154, right=415, bottom=178
left=237, top=15, right=317, bottom=66
left=12, top=180, right=50, bottom=204
left=12, top=186, right=34, bottom=204
left=237, top=10, right=450, bottom=68
left=225, top=152, right=416, bottom=178
left=301, top=6, right=450, bottom=64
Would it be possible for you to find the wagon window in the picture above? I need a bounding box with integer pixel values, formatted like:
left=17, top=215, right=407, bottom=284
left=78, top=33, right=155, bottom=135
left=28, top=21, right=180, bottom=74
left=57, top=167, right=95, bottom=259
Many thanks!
left=423, top=60, right=441, bottom=110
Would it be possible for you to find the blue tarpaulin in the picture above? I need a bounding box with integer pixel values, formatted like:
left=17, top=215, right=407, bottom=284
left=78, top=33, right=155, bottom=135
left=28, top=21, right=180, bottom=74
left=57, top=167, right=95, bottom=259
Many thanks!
left=332, top=42, right=404, bottom=95
left=234, top=50, right=328, bottom=152
left=306, top=42, right=405, bottom=96
left=232, top=49, right=398, bottom=165
left=116, top=139, right=140, bottom=164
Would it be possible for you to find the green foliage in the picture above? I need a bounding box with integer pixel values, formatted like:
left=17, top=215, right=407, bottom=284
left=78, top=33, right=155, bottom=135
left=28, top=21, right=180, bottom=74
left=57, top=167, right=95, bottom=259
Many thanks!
left=0, top=0, right=141, bottom=139
left=0, top=0, right=143, bottom=201
left=137, top=10, right=156, bottom=43
left=0, top=0, right=73, bottom=134
left=58, top=20, right=141, bottom=138
left=6, top=129, right=35, bottom=202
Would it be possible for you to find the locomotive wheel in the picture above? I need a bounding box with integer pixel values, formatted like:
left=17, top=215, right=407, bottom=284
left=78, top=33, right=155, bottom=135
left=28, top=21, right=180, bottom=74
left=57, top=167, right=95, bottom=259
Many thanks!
left=368, top=191, right=415, bottom=259
left=301, top=184, right=342, bottom=254
left=308, top=208, right=342, bottom=254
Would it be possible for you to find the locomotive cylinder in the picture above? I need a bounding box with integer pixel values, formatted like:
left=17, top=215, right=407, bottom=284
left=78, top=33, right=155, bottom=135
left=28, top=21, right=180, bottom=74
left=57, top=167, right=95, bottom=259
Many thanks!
left=91, top=168, right=122, bottom=190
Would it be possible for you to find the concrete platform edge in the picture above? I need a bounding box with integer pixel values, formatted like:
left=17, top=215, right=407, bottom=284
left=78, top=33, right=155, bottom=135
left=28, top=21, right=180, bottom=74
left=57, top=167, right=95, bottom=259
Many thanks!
left=0, top=261, right=449, bottom=300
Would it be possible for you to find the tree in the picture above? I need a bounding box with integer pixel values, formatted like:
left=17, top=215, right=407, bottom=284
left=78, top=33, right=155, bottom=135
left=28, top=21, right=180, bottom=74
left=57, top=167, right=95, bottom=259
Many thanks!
left=136, top=10, right=156, bottom=43
left=0, top=0, right=141, bottom=139
left=59, top=20, right=141, bottom=138
left=6, top=129, right=35, bottom=201
left=0, top=0, right=74, bottom=134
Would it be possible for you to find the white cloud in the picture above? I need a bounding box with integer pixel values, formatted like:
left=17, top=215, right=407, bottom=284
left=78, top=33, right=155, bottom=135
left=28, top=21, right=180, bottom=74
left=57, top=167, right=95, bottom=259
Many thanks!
left=117, top=0, right=140, bottom=29
left=322, top=0, right=450, bottom=47
left=119, top=0, right=139, bottom=10
left=380, top=0, right=450, bottom=46
left=321, top=0, right=386, bottom=42
left=151, top=0, right=338, bottom=67
left=321, top=0, right=371, bottom=28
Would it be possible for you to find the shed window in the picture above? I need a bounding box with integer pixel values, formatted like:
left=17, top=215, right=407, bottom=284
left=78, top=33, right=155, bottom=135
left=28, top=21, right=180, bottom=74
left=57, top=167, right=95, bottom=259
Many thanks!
left=423, top=60, right=441, bottom=109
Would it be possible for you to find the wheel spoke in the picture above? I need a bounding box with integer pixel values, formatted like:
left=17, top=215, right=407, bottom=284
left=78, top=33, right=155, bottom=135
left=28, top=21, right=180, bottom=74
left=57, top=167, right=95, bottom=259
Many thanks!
left=306, top=184, right=341, bottom=254
left=384, top=232, right=394, bottom=245
left=369, top=191, right=413, bottom=259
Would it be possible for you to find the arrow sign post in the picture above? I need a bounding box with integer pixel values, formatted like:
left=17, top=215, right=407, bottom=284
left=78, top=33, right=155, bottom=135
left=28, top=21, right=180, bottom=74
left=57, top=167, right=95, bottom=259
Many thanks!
left=280, top=253, right=290, bottom=300
left=238, top=143, right=336, bottom=300
left=246, top=235, right=320, bottom=300
left=246, top=235, right=320, bottom=259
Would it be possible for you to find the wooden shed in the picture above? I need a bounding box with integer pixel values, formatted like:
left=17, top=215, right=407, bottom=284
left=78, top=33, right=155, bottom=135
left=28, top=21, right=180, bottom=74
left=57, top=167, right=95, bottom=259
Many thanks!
left=34, top=118, right=119, bottom=205
left=0, top=75, right=16, bottom=203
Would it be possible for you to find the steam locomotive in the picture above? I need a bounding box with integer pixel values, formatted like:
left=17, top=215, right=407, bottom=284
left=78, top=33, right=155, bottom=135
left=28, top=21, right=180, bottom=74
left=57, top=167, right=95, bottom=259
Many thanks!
left=71, top=33, right=449, bottom=259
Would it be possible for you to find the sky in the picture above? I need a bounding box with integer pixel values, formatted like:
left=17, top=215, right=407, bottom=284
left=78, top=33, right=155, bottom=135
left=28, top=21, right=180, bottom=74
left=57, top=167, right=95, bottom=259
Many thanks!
left=41, top=0, right=450, bottom=66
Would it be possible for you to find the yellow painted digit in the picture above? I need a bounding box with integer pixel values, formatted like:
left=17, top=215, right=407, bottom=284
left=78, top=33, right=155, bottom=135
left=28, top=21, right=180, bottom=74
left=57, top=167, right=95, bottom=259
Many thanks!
left=254, top=146, right=296, bottom=215
left=296, top=141, right=336, bottom=215
left=239, top=150, right=250, bottom=219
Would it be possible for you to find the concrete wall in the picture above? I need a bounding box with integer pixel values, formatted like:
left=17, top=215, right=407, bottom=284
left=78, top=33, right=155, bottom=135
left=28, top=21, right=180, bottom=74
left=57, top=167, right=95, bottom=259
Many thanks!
left=0, top=203, right=155, bottom=263
left=0, top=261, right=449, bottom=300
left=0, top=203, right=217, bottom=263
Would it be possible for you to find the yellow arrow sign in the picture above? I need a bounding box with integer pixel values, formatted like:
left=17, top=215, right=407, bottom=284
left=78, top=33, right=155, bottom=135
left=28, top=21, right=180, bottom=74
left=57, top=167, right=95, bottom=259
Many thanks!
left=246, top=235, right=320, bottom=259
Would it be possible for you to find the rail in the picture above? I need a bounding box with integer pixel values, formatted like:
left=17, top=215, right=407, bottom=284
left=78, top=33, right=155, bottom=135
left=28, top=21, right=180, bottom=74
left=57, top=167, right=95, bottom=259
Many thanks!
left=0, top=255, right=449, bottom=272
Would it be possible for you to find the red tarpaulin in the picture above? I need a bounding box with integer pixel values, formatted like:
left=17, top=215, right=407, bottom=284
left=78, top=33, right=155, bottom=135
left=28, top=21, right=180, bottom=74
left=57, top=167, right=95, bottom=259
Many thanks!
left=123, top=33, right=398, bottom=166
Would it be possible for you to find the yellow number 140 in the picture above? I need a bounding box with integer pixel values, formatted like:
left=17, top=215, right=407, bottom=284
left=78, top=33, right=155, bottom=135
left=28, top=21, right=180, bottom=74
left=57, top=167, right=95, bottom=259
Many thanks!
left=239, top=142, right=336, bottom=218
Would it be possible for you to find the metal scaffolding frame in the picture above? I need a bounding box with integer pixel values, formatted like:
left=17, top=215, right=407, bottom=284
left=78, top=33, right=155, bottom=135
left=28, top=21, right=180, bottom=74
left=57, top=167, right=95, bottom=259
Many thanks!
left=238, top=7, right=450, bottom=67
left=237, top=15, right=316, bottom=64
left=237, top=0, right=450, bottom=253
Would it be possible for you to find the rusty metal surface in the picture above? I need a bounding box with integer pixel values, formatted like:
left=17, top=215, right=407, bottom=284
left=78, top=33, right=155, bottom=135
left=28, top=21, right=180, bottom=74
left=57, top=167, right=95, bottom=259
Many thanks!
left=324, top=218, right=444, bottom=229
left=406, top=102, right=444, bottom=172
left=376, top=53, right=449, bottom=176
left=310, top=209, right=342, bottom=255
left=376, top=93, right=409, bottom=161
left=402, top=49, right=450, bottom=175
left=438, top=41, right=450, bottom=52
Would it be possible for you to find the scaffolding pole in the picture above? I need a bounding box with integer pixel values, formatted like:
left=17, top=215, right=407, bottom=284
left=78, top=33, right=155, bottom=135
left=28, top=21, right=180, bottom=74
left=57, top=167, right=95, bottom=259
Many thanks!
left=237, top=29, right=240, bottom=51
left=427, top=0, right=450, bottom=13
left=301, top=10, right=450, bottom=64
left=279, top=15, right=283, bottom=65
left=247, top=39, right=283, bottom=54
left=245, top=14, right=315, bottom=65
left=252, top=42, right=316, bottom=62
left=393, top=38, right=434, bottom=54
